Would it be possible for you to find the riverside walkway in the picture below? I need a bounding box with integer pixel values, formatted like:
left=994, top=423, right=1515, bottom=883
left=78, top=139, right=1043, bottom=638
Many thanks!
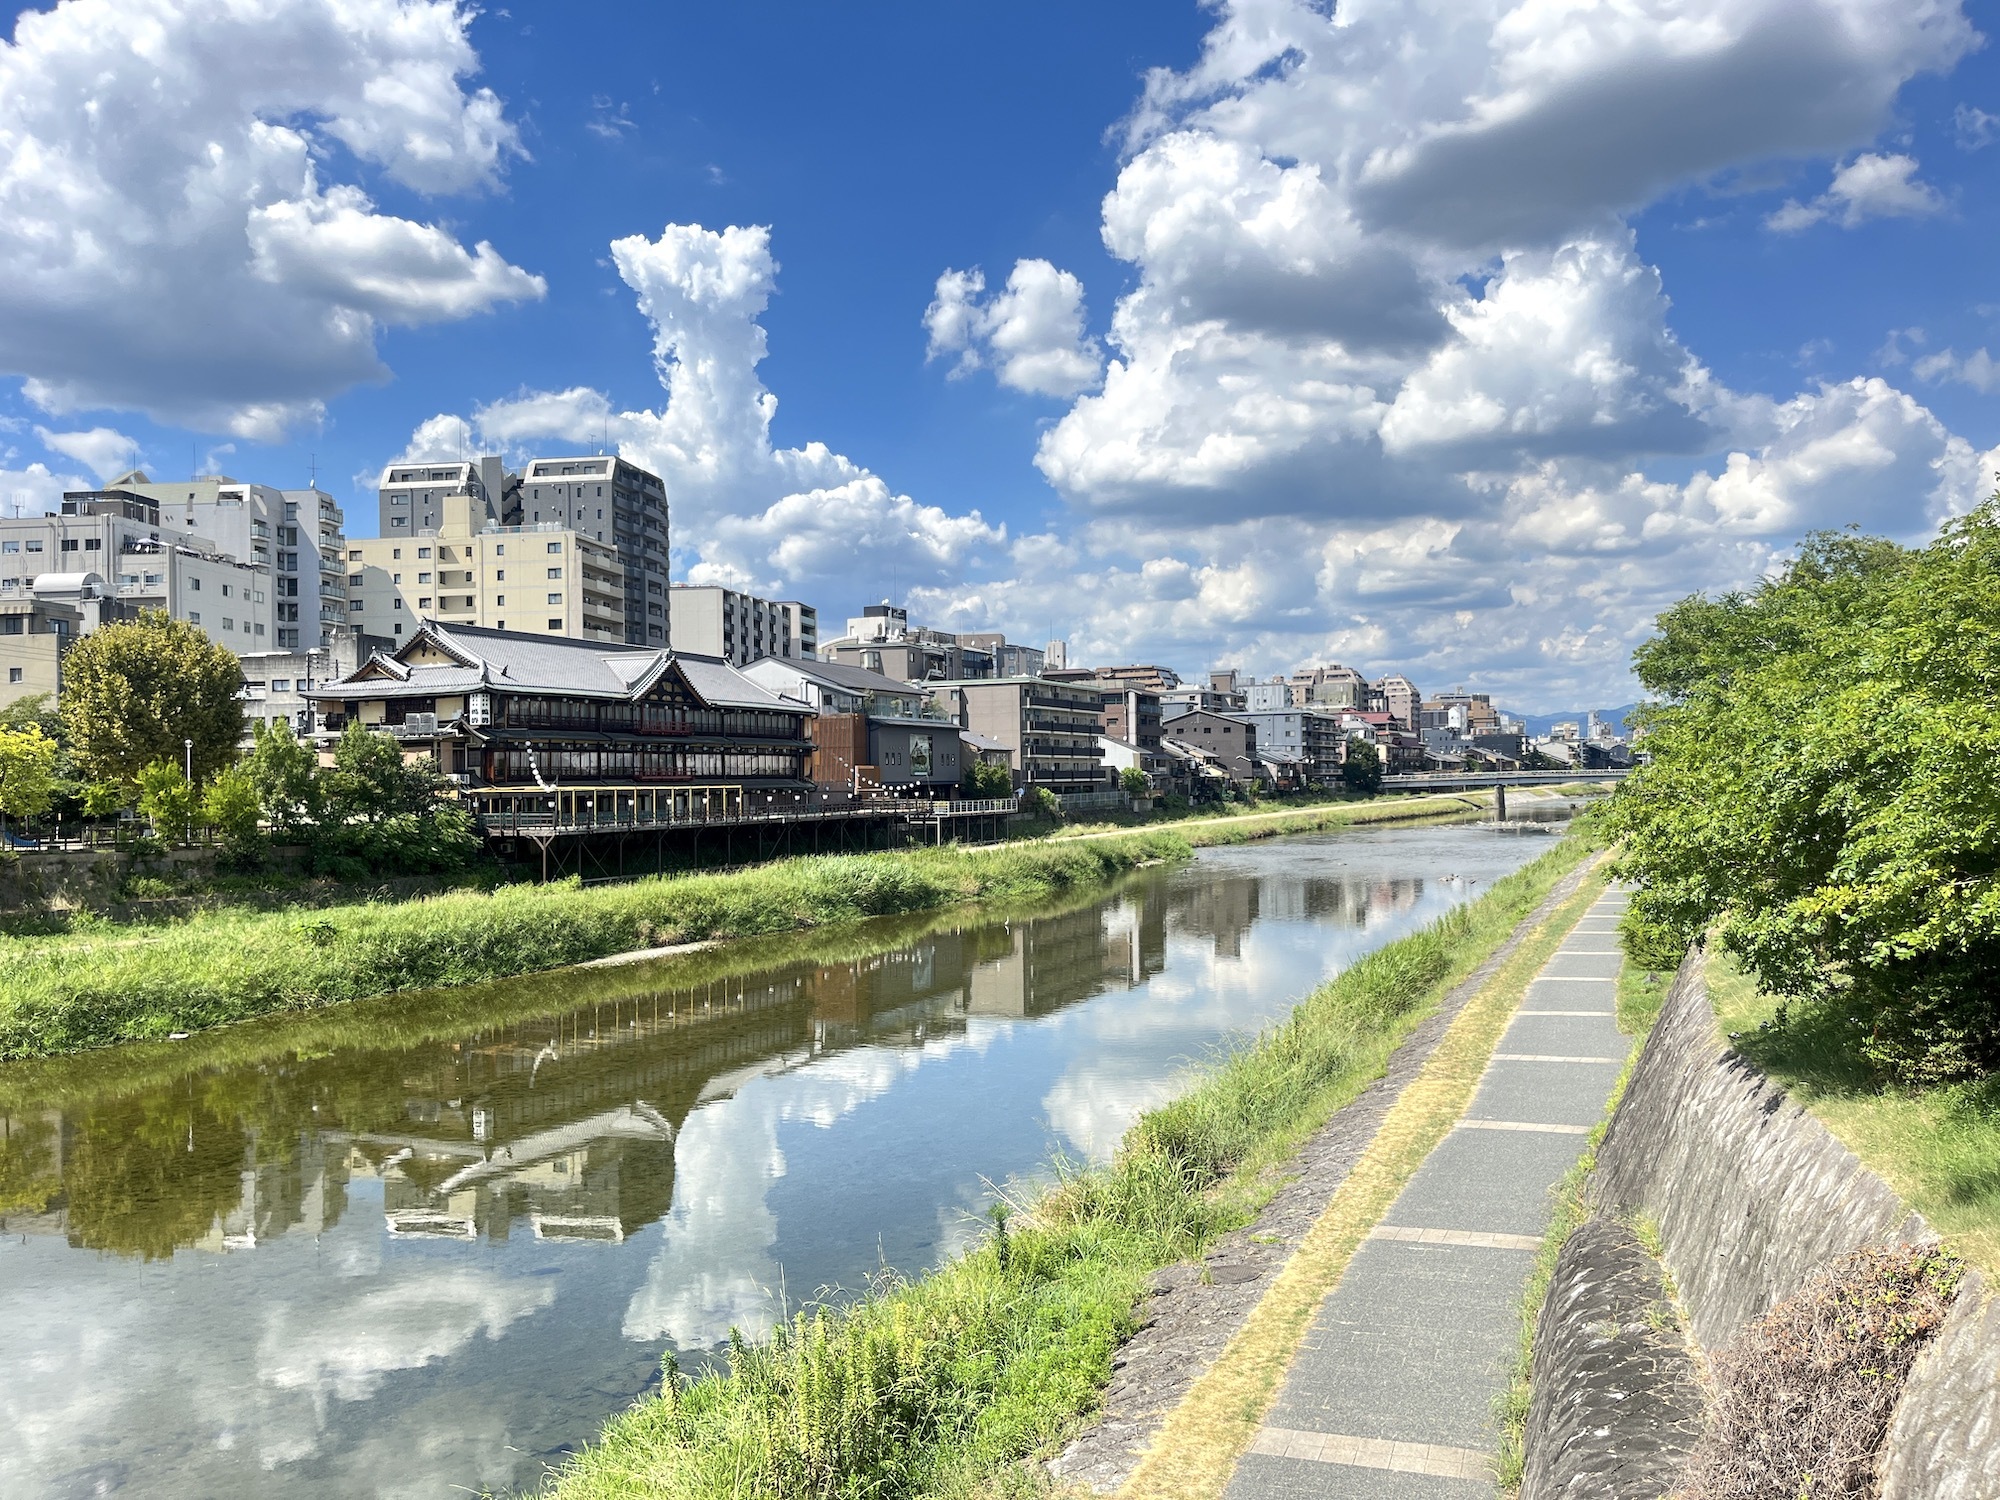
left=1226, top=883, right=1631, bottom=1498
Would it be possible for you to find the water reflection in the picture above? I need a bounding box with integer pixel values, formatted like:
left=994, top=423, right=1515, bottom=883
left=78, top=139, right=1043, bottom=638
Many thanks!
left=0, top=822, right=1556, bottom=1499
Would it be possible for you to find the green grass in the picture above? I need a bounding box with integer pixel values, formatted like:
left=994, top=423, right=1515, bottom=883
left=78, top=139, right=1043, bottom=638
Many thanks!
left=0, top=789, right=1511, bottom=1061
left=1711, top=953, right=2000, bottom=1278
left=534, top=832, right=1599, bottom=1500
left=0, top=834, right=1185, bottom=1059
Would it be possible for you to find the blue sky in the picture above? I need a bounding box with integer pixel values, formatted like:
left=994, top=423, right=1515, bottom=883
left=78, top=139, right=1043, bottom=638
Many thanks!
left=2, top=0, right=1997, bottom=708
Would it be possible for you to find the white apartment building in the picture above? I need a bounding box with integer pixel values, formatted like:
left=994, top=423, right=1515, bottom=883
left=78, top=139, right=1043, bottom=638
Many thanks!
left=346, top=492, right=626, bottom=645
left=0, top=490, right=266, bottom=653
left=115, top=470, right=349, bottom=650
left=669, top=585, right=807, bottom=667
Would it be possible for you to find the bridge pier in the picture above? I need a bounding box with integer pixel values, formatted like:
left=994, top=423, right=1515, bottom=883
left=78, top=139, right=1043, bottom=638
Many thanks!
left=1495, top=784, right=1507, bottom=821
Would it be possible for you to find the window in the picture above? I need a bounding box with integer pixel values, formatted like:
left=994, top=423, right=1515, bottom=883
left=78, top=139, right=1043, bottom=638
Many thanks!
left=418, top=597, right=432, bottom=609
left=84, top=537, right=100, bottom=551
left=349, top=599, right=363, bottom=611
left=418, top=547, right=431, bottom=559
left=391, top=517, right=407, bottom=527
left=221, top=584, right=232, bottom=597
left=0, top=618, right=18, bottom=635
left=349, top=574, right=364, bottom=586
left=548, top=618, right=562, bottom=630
left=495, top=594, right=505, bottom=605
left=7, top=668, right=19, bottom=684
left=0, top=542, right=14, bottom=553
left=546, top=541, right=562, bottom=554
left=190, top=577, right=201, bottom=591
left=494, top=544, right=505, bottom=556
left=143, top=573, right=162, bottom=586
left=118, top=573, right=137, bottom=586
left=188, top=611, right=200, bottom=624
left=393, top=599, right=403, bottom=610
left=392, top=573, right=401, bottom=584
left=222, top=617, right=233, bottom=630
left=25, top=540, right=41, bottom=552
left=417, top=572, right=432, bottom=584
left=494, top=568, right=505, bottom=580
left=392, top=548, right=403, bottom=560
left=547, top=592, right=562, bottom=605
left=59, top=538, right=77, bottom=551
left=348, top=549, right=362, bottom=561
left=546, top=567, right=562, bottom=579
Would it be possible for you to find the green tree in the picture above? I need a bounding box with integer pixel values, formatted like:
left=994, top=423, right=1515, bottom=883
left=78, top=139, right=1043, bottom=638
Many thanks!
left=959, top=760, right=1013, bottom=799
left=1118, top=767, right=1150, bottom=797
left=322, top=721, right=409, bottom=824
left=135, top=759, right=195, bottom=844
left=0, top=691, right=60, bottom=739
left=0, top=723, right=58, bottom=834
left=60, top=613, right=244, bottom=786
left=1341, top=739, right=1382, bottom=795
left=202, top=763, right=265, bottom=864
left=1606, top=504, right=2000, bottom=1083
left=246, top=720, right=320, bottom=837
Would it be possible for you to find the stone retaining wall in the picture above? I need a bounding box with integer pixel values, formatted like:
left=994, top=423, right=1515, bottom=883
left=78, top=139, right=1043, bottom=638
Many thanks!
left=1524, top=946, right=2000, bottom=1498
left=1519, top=1217, right=1702, bottom=1499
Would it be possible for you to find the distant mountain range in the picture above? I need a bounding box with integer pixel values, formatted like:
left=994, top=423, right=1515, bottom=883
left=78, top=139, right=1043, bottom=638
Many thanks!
left=1501, top=703, right=1639, bottom=738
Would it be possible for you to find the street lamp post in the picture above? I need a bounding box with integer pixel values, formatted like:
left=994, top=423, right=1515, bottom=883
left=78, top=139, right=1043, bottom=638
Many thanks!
left=183, top=737, right=194, bottom=845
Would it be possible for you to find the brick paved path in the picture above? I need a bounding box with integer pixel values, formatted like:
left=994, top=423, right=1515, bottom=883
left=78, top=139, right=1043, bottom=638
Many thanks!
left=1223, top=886, right=1631, bottom=1499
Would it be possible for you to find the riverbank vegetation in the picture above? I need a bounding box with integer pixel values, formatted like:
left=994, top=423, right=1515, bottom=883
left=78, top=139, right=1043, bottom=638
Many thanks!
left=1607, top=498, right=2000, bottom=1273
left=1606, top=501, right=2000, bottom=1086
left=0, top=787, right=1516, bottom=1059
left=0, top=830, right=1185, bottom=1059
left=536, top=830, right=1599, bottom=1500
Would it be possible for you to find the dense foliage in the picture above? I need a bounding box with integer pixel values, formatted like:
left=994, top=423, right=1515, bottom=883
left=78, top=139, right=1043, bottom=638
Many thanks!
left=1607, top=500, right=2000, bottom=1083
left=59, top=612, right=244, bottom=785
left=1341, top=738, right=1382, bottom=794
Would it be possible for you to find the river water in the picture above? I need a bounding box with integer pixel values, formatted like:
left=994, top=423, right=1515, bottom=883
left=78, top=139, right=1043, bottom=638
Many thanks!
left=0, top=818, right=1564, bottom=1498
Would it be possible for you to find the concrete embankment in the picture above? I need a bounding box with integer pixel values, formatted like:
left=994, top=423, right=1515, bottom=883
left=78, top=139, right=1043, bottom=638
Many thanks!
left=1522, top=950, right=2000, bottom=1499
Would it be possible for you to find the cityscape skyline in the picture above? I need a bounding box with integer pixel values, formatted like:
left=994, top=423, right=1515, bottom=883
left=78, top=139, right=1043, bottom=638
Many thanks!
left=1, top=0, right=1996, bottom=705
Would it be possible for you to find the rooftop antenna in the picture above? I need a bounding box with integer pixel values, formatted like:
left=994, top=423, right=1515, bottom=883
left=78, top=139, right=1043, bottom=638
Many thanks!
left=308, top=452, right=318, bottom=491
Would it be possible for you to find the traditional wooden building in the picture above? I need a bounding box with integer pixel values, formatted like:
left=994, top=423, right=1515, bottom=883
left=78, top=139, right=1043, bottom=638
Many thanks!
left=311, top=622, right=812, bottom=812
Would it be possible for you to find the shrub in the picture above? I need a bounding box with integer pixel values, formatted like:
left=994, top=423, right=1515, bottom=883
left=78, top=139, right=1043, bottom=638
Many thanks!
left=1608, top=503, right=2000, bottom=1083
left=1674, top=1243, right=1961, bottom=1500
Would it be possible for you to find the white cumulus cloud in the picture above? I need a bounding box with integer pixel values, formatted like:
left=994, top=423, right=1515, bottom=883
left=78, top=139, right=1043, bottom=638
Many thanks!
left=395, top=223, right=1006, bottom=598
left=924, top=259, right=1103, bottom=398
left=1766, top=152, right=1948, bottom=231
left=0, top=0, right=541, bottom=439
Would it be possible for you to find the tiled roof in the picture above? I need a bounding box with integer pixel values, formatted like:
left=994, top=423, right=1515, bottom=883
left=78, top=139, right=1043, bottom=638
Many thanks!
left=314, top=621, right=798, bottom=711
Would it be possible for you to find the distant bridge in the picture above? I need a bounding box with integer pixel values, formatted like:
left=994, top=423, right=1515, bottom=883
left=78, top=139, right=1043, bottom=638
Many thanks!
left=1380, top=769, right=1628, bottom=794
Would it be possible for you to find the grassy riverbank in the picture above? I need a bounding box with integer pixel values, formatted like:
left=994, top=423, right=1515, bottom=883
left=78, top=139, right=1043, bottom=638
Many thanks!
left=535, top=829, right=1598, bottom=1500
left=1713, top=955, right=2000, bottom=1278
left=0, top=790, right=1502, bottom=1061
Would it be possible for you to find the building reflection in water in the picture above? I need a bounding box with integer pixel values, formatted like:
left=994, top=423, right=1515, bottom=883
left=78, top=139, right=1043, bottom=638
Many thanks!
left=0, top=862, right=1428, bottom=1263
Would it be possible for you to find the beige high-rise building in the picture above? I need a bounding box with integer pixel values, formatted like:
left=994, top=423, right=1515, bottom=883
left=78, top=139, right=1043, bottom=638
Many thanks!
left=344, top=493, right=625, bottom=645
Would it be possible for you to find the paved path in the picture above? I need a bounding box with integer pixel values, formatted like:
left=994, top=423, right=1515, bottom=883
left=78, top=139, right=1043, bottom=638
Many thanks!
left=1224, top=885, right=1631, bottom=1500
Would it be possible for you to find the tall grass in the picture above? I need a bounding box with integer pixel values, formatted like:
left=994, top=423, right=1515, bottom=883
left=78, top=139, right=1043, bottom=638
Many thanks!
left=0, top=789, right=1506, bottom=1060
left=537, top=832, right=1596, bottom=1500
left=0, top=833, right=1184, bottom=1058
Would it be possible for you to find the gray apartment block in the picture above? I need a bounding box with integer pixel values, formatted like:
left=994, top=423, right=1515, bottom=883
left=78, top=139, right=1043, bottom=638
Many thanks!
left=1234, top=709, right=1346, bottom=782
left=519, top=457, right=670, bottom=646
left=930, top=676, right=1105, bottom=792
left=669, top=585, right=807, bottom=667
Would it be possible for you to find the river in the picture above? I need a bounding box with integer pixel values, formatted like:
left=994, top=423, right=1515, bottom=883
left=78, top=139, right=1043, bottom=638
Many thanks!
left=0, top=817, right=1566, bottom=1498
